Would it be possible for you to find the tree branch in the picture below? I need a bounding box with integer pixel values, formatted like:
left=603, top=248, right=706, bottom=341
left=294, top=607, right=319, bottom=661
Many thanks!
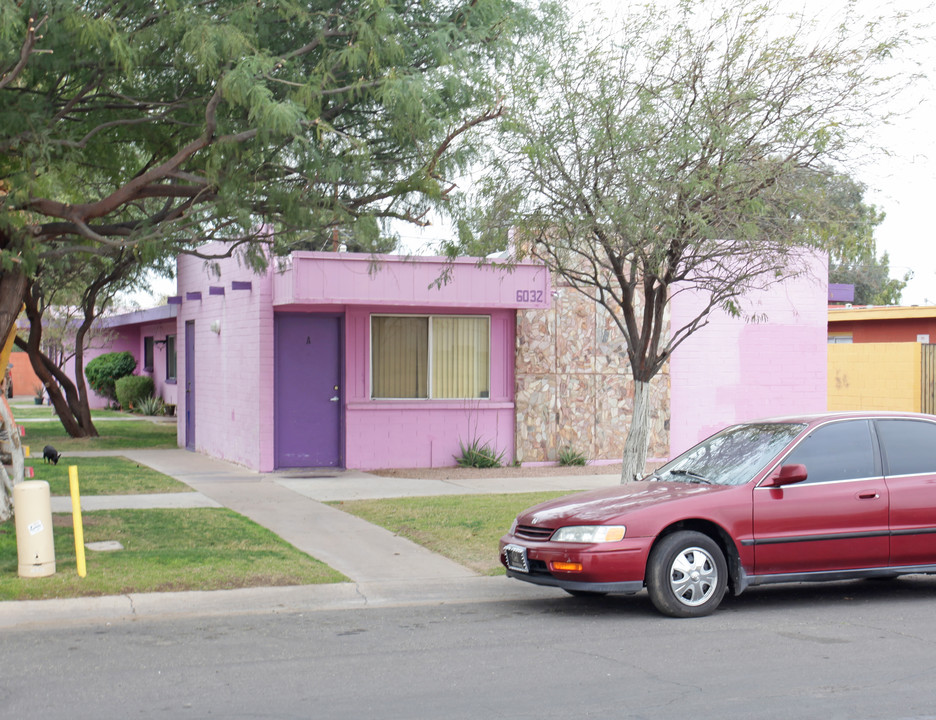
left=0, top=14, right=49, bottom=90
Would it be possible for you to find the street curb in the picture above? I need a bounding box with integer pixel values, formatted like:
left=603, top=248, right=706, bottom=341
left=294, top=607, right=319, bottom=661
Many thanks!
left=0, top=576, right=565, bottom=630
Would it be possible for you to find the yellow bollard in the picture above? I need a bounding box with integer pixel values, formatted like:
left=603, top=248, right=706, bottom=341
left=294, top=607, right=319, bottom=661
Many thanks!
left=68, top=466, right=87, bottom=578
left=23, top=445, right=29, bottom=458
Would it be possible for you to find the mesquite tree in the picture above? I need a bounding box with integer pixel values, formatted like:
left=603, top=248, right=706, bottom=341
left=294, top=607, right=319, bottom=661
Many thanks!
left=458, top=0, right=913, bottom=481
left=0, top=0, right=532, bottom=513
left=0, top=0, right=531, bottom=345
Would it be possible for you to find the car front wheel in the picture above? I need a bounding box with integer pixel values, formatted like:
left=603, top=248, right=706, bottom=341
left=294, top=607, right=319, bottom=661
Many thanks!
left=646, top=531, right=727, bottom=618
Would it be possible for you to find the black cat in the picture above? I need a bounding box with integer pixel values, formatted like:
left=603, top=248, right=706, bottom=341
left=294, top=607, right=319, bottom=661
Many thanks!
left=42, top=445, right=62, bottom=465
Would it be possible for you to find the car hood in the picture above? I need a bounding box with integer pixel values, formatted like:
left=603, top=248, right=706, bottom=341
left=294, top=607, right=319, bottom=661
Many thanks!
left=518, top=481, right=734, bottom=527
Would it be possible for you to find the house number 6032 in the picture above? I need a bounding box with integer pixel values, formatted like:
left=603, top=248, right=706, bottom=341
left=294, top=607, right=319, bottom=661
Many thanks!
left=516, top=289, right=544, bottom=303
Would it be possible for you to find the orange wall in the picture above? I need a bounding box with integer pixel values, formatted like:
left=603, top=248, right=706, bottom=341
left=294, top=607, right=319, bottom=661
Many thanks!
left=8, top=351, right=41, bottom=397
left=831, top=318, right=936, bottom=343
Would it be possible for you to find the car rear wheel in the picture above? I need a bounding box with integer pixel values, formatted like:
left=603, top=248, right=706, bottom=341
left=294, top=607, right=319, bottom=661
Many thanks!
left=646, top=531, right=727, bottom=618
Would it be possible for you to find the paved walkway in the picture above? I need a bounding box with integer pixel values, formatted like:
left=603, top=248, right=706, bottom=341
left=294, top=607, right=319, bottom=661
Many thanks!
left=3, top=449, right=621, bottom=628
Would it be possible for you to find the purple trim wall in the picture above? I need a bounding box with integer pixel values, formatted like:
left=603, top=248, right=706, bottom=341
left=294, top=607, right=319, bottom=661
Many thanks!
left=176, top=248, right=550, bottom=471
left=176, top=251, right=275, bottom=469
left=89, top=247, right=828, bottom=474
left=343, top=305, right=517, bottom=469
left=71, top=306, right=179, bottom=409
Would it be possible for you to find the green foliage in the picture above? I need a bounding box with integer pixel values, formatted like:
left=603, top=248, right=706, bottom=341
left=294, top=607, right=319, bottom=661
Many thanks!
left=115, top=375, right=155, bottom=410
left=455, top=438, right=506, bottom=468
left=558, top=446, right=587, bottom=467
left=85, top=352, right=137, bottom=402
left=453, top=0, right=914, bottom=481
left=793, top=170, right=907, bottom=305
left=831, top=253, right=908, bottom=306
left=0, top=0, right=533, bottom=271
left=135, top=395, right=166, bottom=417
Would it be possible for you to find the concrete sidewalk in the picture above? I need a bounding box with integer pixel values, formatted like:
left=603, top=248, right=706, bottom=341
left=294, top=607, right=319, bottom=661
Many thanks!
left=114, top=449, right=620, bottom=584
left=2, top=449, right=620, bottom=628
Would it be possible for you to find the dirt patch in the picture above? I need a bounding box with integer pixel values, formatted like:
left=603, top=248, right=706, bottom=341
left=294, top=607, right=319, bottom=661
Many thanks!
left=51, top=514, right=107, bottom=528
left=367, top=463, right=624, bottom=481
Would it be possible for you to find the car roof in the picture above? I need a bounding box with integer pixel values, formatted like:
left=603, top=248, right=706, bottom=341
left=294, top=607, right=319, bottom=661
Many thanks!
left=750, top=410, right=936, bottom=425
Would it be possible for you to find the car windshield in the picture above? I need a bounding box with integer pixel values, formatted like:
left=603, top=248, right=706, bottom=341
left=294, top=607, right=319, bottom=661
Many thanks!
left=652, top=422, right=806, bottom=486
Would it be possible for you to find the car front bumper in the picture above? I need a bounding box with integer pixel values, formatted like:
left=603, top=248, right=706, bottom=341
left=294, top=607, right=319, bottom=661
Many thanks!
left=505, top=568, right=643, bottom=594
left=499, top=535, right=652, bottom=595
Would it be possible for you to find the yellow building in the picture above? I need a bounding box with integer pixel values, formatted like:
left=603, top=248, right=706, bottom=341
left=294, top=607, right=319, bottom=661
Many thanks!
left=828, top=306, right=936, bottom=413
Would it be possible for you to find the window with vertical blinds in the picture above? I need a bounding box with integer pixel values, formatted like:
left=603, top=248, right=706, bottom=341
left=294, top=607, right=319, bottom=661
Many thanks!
left=371, top=315, right=490, bottom=399
left=372, top=317, right=428, bottom=398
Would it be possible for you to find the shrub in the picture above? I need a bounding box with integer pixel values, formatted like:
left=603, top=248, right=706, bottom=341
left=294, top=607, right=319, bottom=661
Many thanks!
left=455, top=438, right=505, bottom=468
left=558, top=446, right=587, bottom=466
left=115, top=375, right=155, bottom=411
left=136, top=395, right=166, bottom=416
left=85, top=351, right=137, bottom=402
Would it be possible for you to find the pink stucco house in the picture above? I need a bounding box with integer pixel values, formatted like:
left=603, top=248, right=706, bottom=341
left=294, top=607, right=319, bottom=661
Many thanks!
left=81, top=248, right=828, bottom=472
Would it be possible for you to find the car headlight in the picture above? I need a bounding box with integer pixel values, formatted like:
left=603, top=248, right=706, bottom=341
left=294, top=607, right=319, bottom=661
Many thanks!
left=551, top=525, right=626, bottom=543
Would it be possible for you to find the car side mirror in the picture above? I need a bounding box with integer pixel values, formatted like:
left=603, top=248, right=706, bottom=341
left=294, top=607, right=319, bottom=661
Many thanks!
left=762, top=463, right=808, bottom=488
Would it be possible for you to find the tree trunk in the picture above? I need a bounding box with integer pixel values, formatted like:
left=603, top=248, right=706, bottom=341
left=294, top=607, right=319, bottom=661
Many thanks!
left=18, top=283, right=98, bottom=438
left=0, top=269, right=27, bottom=349
left=0, top=270, right=28, bottom=521
left=0, top=393, right=25, bottom=522
left=620, top=379, right=652, bottom=483
left=22, top=341, right=98, bottom=438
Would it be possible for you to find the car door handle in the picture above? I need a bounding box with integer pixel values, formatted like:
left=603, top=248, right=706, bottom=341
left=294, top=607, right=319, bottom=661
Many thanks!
left=858, top=492, right=880, bottom=500
left=330, top=396, right=339, bottom=402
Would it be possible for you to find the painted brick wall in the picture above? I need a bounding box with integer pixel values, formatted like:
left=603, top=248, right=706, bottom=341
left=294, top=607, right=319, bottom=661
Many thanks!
left=177, top=253, right=274, bottom=470
left=669, top=252, right=829, bottom=456
left=146, top=321, right=180, bottom=408
left=828, top=342, right=921, bottom=412
left=346, top=403, right=516, bottom=468
left=344, top=306, right=518, bottom=469
left=831, top=318, right=936, bottom=343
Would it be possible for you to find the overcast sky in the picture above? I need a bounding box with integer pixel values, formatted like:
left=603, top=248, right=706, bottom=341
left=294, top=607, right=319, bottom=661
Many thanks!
left=858, top=0, right=936, bottom=305
left=137, top=0, right=936, bottom=308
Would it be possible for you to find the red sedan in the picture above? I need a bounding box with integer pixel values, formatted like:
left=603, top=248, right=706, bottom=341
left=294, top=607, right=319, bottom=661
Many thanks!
left=500, top=411, right=936, bottom=617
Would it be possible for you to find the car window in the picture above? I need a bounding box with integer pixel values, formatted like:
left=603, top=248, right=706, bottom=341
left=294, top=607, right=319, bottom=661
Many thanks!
left=657, top=423, right=805, bottom=486
left=782, top=419, right=876, bottom=484
left=876, top=419, right=936, bottom=476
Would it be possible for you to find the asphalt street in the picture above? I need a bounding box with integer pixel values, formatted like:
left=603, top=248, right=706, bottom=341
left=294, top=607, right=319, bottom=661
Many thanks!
left=5, top=576, right=936, bottom=720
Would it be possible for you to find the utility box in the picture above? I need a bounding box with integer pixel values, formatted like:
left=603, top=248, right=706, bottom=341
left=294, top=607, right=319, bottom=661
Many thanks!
left=14, top=480, right=56, bottom=577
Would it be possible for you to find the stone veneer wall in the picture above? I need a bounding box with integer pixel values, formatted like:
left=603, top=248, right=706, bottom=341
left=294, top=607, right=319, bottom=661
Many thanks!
left=515, top=282, right=669, bottom=465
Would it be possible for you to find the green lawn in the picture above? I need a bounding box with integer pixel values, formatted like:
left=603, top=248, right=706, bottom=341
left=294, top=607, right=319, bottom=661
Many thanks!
left=26, top=456, right=191, bottom=495
left=21, top=419, right=177, bottom=451
left=0, top=406, right=358, bottom=601
left=3, top=412, right=578, bottom=598
left=330, top=491, right=569, bottom=575
left=0, top=508, right=347, bottom=600
left=11, top=405, right=130, bottom=420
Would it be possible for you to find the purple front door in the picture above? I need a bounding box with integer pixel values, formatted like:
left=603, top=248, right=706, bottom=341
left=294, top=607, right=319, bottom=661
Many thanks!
left=274, top=314, right=342, bottom=467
